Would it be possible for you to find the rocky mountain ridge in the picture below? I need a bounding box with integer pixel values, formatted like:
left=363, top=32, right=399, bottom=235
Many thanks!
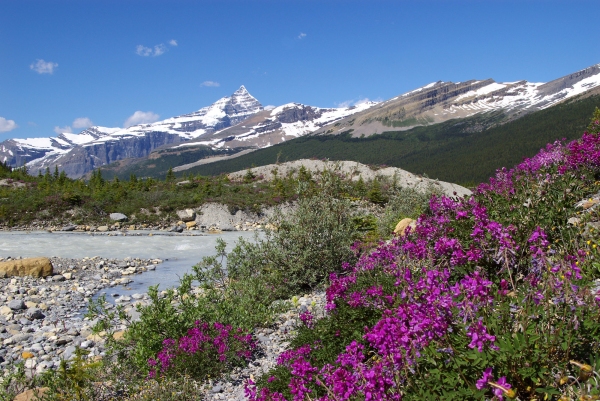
left=1, top=62, right=600, bottom=178
left=310, top=63, right=600, bottom=138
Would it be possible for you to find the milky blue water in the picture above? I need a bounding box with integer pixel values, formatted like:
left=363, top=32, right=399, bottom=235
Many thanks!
left=0, top=231, right=258, bottom=298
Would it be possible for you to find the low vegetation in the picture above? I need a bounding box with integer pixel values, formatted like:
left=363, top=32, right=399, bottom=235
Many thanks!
left=0, top=161, right=408, bottom=227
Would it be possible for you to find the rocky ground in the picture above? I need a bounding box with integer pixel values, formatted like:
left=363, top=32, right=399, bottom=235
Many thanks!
left=0, top=256, right=162, bottom=378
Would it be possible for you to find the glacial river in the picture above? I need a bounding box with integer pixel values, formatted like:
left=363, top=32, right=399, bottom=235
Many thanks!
left=0, top=230, right=258, bottom=298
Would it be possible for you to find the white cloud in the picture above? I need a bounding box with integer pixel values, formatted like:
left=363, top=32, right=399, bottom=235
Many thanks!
left=335, top=100, right=353, bottom=108
left=153, top=44, right=167, bottom=56
left=136, top=45, right=153, bottom=57
left=124, top=111, right=160, bottom=128
left=72, top=117, right=94, bottom=129
left=0, top=117, right=17, bottom=133
left=169, top=39, right=178, bottom=46
left=30, top=59, right=58, bottom=74
left=201, top=81, right=220, bottom=87
left=54, top=125, right=73, bottom=134
left=136, top=43, right=169, bottom=57
left=298, top=32, right=307, bottom=39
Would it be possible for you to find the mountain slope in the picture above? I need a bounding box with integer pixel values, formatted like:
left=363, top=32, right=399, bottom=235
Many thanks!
left=178, top=92, right=600, bottom=184
left=311, top=63, right=600, bottom=138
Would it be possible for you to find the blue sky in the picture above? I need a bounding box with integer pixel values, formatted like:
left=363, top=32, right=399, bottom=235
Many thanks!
left=1, top=0, right=599, bottom=139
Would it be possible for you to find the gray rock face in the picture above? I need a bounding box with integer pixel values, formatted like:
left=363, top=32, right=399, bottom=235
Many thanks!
left=109, top=213, right=128, bottom=222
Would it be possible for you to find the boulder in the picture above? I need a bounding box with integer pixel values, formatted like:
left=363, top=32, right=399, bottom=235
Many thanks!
left=177, top=209, right=196, bottom=222
left=185, top=221, right=197, bottom=229
left=393, top=218, right=416, bottom=236
left=168, top=225, right=184, bottom=233
left=97, top=226, right=109, bottom=232
left=109, top=213, right=128, bottom=222
left=0, top=257, right=53, bottom=278
left=62, top=224, right=76, bottom=232
left=13, top=387, right=49, bottom=401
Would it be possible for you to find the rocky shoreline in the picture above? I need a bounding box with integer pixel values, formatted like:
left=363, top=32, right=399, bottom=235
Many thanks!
left=0, top=256, right=162, bottom=378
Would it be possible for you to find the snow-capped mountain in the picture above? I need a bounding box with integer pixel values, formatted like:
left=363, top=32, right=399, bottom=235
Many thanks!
left=0, top=86, right=265, bottom=177
left=1, top=62, right=599, bottom=178
left=311, top=63, right=600, bottom=138
left=178, top=101, right=377, bottom=151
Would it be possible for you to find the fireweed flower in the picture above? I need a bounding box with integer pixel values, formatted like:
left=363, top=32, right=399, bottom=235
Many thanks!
left=148, top=321, right=254, bottom=378
left=249, top=131, right=600, bottom=401
left=466, top=318, right=498, bottom=352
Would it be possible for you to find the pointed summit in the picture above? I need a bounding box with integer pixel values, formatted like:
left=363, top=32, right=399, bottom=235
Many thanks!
left=234, top=85, right=249, bottom=95
left=228, top=85, right=263, bottom=115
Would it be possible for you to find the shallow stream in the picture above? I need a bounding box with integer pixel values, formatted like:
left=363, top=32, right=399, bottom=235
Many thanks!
left=0, top=230, right=257, bottom=298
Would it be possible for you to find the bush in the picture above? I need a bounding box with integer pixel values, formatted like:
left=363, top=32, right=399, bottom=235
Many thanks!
left=227, top=193, right=359, bottom=296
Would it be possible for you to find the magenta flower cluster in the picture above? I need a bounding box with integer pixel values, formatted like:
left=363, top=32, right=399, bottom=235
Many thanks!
left=148, top=320, right=255, bottom=379
left=246, top=130, right=600, bottom=400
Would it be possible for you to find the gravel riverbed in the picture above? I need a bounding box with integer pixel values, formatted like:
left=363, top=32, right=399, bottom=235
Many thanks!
left=0, top=255, right=162, bottom=377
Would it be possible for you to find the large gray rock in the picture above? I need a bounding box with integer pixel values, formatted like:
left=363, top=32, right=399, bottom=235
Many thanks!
left=109, top=213, right=128, bottom=222
left=169, top=225, right=184, bottom=233
left=176, top=209, right=196, bottom=222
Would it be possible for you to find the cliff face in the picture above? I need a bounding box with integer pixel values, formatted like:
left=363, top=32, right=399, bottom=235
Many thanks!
left=36, top=131, right=186, bottom=177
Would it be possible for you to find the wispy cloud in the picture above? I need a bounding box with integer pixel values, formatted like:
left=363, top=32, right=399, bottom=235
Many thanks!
left=53, top=125, right=72, bottom=134
left=124, top=111, right=160, bottom=128
left=169, top=39, right=178, bottom=46
left=0, top=117, right=17, bottom=133
left=72, top=117, right=94, bottom=129
left=136, top=45, right=153, bottom=57
left=298, top=32, right=307, bottom=39
left=335, top=97, right=380, bottom=108
left=201, top=81, right=220, bottom=87
left=30, top=59, right=58, bottom=74
left=136, top=43, right=169, bottom=57
left=153, top=44, right=167, bottom=56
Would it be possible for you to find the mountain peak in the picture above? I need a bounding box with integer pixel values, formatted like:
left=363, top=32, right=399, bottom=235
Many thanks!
left=234, top=85, right=249, bottom=96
